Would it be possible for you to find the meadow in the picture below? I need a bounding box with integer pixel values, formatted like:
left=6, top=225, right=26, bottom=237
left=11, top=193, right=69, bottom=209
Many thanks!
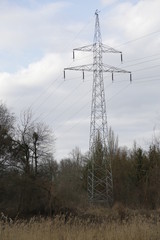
left=1, top=208, right=160, bottom=240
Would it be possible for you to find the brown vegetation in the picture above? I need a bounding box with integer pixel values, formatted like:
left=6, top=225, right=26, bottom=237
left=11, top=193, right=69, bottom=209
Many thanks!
left=1, top=208, right=160, bottom=240
left=1, top=102, right=160, bottom=223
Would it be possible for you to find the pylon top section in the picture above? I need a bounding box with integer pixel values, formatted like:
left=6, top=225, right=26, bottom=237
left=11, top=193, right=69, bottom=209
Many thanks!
left=94, top=10, right=102, bottom=44
left=64, top=10, right=132, bottom=81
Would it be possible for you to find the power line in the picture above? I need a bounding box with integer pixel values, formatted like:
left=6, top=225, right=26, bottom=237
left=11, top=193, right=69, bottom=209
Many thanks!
left=34, top=68, right=160, bottom=130
left=36, top=81, right=114, bottom=127
left=50, top=89, right=91, bottom=122
left=26, top=12, right=160, bottom=111
left=33, top=80, right=65, bottom=115
left=122, top=57, right=160, bottom=69
left=45, top=80, right=112, bottom=121
left=100, top=4, right=160, bottom=49
left=54, top=97, right=91, bottom=132
left=47, top=70, right=159, bottom=125
left=26, top=14, right=160, bottom=116
left=133, top=77, right=160, bottom=85
left=25, top=15, right=94, bottom=110
left=116, top=29, right=160, bottom=48
left=53, top=72, right=160, bottom=151
left=125, top=52, right=160, bottom=63
left=112, top=62, right=160, bottom=78
left=133, top=63, right=160, bottom=73
left=18, top=10, right=160, bottom=141
left=40, top=80, right=91, bottom=122
left=107, top=83, right=131, bottom=105
left=56, top=115, right=90, bottom=140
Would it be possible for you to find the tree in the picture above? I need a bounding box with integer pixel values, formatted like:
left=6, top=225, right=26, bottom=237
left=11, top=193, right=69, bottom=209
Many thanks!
left=107, top=126, right=119, bottom=159
left=146, top=144, right=160, bottom=208
left=0, top=105, right=58, bottom=217
left=14, top=109, right=55, bottom=175
left=56, top=148, right=87, bottom=207
left=0, top=102, right=15, bottom=173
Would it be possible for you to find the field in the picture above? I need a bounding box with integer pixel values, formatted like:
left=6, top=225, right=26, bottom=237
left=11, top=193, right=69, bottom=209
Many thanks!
left=1, top=207, right=160, bottom=240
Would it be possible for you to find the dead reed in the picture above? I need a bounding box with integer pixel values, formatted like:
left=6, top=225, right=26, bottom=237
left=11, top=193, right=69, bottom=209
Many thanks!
left=0, top=213, right=160, bottom=240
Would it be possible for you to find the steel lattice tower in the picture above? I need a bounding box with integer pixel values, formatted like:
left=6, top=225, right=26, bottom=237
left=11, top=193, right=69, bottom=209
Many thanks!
left=64, top=10, right=131, bottom=204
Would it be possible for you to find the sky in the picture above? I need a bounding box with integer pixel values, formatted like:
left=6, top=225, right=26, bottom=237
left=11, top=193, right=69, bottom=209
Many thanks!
left=1, top=0, right=160, bottom=160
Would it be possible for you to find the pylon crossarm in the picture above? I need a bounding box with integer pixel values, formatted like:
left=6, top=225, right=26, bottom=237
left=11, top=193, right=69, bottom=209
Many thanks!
left=64, top=64, right=93, bottom=72
left=103, top=64, right=132, bottom=82
left=73, top=45, right=94, bottom=60
left=64, top=64, right=131, bottom=73
left=73, top=44, right=94, bottom=53
left=64, top=64, right=94, bottom=79
left=102, top=44, right=123, bottom=62
left=103, top=64, right=131, bottom=73
left=72, top=44, right=122, bottom=62
left=73, top=43, right=122, bottom=55
left=102, top=44, right=122, bottom=54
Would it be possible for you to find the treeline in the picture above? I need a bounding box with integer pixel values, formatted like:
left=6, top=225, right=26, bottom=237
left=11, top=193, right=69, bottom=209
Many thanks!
left=0, top=102, right=160, bottom=218
left=0, top=102, right=86, bottom=217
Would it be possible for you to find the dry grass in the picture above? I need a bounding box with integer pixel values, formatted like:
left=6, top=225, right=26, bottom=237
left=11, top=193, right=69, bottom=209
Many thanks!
left=1, top=213, right=160, bottom=240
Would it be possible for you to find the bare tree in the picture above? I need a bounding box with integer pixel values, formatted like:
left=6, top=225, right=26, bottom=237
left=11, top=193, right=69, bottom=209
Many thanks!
left=15, top=109, right=55, bottom=175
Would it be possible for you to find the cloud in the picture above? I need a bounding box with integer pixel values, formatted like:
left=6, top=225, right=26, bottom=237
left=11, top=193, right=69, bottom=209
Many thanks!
left=0, top=1, right=68, bottom=52
left=0, top=52, right=64, bottom=106
left=103, top=0, right=160, bottom=43
left=0, top=0, right=87, bottom=74
left=1, top=0, right=160, bottom=160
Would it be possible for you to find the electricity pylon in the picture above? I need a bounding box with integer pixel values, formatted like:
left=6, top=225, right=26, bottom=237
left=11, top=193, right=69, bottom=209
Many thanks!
left=64, top=10, right=131, bottom=205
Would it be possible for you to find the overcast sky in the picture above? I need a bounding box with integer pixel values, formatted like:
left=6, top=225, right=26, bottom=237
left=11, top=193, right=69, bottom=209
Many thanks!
left=1, top=0, right=160, bottom=160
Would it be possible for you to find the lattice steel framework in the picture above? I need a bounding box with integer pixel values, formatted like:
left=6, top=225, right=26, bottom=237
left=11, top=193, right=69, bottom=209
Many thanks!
left=64, top=10, right=131, bottom=205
